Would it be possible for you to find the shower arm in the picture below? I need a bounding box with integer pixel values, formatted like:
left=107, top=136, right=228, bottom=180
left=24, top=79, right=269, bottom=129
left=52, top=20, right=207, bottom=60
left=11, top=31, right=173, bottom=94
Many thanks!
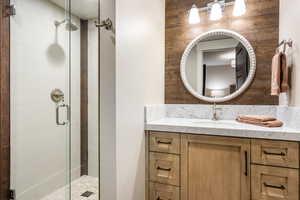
left=54, top=19, right=66, bottom=27
left=95, top=18, right=113, bottom=31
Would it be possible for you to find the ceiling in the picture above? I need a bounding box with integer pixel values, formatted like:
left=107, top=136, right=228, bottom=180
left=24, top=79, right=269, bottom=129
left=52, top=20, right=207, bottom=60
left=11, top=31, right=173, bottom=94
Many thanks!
left=49, top=0, right=98, bottom=19
left=204, top=48, right=236, bottom=67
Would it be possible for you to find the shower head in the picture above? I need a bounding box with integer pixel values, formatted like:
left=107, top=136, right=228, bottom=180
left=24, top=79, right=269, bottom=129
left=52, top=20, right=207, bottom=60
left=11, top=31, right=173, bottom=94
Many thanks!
left=55, top=19, right=78, bottom=31
left=66, top=22, right=78, bottom=31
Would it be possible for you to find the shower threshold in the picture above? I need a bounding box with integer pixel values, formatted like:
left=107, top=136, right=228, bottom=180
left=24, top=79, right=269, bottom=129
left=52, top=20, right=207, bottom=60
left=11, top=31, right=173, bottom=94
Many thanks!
left=41, top=176, right=98, bottom=200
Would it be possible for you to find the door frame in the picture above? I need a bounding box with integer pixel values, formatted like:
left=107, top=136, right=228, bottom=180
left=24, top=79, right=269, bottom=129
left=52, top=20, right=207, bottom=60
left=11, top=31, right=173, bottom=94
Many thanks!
left=0, top=0, right=11, bottom=199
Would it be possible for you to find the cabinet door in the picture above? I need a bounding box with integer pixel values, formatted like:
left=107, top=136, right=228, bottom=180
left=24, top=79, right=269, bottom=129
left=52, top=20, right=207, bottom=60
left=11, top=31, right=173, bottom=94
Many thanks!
left=181, top=134, right=251, bottom=200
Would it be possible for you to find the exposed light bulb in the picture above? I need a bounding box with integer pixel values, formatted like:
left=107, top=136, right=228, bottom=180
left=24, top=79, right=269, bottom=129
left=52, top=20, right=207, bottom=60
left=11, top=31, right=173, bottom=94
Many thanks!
left=189, top=4, right=200, bottom=24
left=210, top=1, right=223, bottom=21
left=233, top=0, right=246, bottom=16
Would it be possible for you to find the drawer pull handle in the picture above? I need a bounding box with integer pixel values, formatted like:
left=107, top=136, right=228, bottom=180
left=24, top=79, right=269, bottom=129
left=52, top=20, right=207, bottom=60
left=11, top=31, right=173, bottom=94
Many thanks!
left=157, top=166, right=172, bottom=171
left=263, top=151, right=286, bottom=156
left=157, top=140, right=172, bottom=145
left=156, top=197, right=170, bottom=200
left=264, top=183, right=285, bottom=190
left=244, top=151, right=248, bottom=176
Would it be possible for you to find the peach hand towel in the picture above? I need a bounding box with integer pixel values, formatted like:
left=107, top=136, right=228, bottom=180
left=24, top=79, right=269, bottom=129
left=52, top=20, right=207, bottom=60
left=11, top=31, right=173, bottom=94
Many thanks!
left=271, top=52, right=281, bottom=95
left=236, top=117, right=283, bottom=128
left=280, top=53, right=289, bottom=93
left=236, top=115, right=277, bottom=122
left=262, top=120, right=284, bottom=127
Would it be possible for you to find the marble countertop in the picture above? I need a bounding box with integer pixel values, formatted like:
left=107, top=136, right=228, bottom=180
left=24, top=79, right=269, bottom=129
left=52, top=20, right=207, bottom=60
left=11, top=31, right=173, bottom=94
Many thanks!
left=145, top=118, right=300, bottom=141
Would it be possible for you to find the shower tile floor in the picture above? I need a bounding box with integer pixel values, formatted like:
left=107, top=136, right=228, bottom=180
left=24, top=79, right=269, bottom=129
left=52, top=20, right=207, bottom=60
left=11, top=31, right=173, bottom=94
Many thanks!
left=41, top=176, right=98, bottom=200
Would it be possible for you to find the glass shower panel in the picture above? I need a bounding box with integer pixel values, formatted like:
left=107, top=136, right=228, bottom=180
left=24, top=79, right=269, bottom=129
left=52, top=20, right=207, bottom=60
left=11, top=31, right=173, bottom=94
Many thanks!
left=69, top=0, right=99, bottom=199
left=10, top=0, right=72, bottom=199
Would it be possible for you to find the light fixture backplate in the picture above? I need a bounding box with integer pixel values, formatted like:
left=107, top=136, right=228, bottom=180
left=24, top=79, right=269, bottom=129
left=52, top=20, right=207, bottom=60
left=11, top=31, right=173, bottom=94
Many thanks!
left=207, top=0, right=226, bottom=12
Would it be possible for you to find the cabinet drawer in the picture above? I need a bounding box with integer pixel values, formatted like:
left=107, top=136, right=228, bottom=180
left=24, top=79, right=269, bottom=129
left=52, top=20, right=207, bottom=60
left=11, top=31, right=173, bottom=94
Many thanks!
left=251, top=139, right=299, bottom=168
left=149, top=182, right=180, bottom=200
left=251, top=165, right=299, bottom=200
left=149, top=152, right=180, bottom=186
left=149, top=132, right=180, bottom=154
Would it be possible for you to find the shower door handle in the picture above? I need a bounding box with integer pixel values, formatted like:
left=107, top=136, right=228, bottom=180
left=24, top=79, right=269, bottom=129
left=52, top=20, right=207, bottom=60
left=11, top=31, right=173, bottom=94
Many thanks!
left=56, top=104, right=70, bottom=126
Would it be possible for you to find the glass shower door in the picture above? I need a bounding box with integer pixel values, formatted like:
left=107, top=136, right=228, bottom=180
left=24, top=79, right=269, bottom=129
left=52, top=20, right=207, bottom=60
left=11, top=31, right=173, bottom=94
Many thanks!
left=10, top=0, right=74, bottom=199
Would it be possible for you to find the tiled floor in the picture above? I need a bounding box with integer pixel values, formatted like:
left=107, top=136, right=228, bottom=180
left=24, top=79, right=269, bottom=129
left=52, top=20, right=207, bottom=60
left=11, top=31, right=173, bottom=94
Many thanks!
left=41, top=176, right=99, bottom=200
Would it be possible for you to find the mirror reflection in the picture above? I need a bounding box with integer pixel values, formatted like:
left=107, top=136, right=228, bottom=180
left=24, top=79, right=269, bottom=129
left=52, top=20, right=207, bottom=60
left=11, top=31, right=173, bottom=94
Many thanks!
left=185, top=35, right=250, bottom=98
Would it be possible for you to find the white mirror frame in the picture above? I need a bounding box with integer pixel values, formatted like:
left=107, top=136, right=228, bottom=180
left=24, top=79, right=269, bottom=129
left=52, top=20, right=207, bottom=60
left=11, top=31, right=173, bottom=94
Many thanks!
left=180, top=29, right=256, bottom=103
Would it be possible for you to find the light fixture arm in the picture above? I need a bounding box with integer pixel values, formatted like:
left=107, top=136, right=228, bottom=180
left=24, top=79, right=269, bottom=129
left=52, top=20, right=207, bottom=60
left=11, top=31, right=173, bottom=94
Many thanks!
left=195, top=0, right=246, bottom=12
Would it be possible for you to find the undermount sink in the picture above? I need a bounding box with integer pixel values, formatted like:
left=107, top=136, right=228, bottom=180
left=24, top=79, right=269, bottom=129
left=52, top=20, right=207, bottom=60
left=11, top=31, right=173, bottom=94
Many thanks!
left=192, top=119, right=238, bottom=126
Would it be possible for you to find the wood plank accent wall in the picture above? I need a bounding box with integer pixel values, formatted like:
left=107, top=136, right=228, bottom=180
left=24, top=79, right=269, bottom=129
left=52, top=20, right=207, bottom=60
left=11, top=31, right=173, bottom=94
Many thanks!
left=165, top=0, right=279, bottom=105
left=80, top=20, right=89, bottom=176
left=0, top=0, right=11, bottom=199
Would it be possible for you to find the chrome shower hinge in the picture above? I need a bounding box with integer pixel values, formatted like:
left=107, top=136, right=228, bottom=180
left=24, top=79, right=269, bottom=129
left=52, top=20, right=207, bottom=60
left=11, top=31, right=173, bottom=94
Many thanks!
left=6, top=5, right=16, bottom=16
left=10, top=189, right=16, bottom=200
left=95, top=18, right=113, bottom=31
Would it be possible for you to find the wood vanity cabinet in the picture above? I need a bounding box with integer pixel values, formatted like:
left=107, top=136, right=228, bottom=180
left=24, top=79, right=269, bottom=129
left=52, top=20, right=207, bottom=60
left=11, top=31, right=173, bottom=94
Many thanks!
left=146, top=131, right=300, bottom=200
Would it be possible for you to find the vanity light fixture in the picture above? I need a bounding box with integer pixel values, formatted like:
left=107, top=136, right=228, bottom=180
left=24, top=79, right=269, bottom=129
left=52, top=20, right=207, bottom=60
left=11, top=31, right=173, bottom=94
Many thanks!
left=189, top=4, right=201, bottom=24
left=233, top=0, right=246, bottom=16
left=188, top=0, right=247, bottom=24
left=210, top=0, right=223, bottom=21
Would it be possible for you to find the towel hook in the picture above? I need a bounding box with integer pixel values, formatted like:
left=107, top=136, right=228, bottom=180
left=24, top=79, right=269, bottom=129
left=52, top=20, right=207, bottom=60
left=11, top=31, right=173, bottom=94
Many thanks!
left=278, top=39, right=293, bottom=53
left=284, top=39, right=293, bottom=53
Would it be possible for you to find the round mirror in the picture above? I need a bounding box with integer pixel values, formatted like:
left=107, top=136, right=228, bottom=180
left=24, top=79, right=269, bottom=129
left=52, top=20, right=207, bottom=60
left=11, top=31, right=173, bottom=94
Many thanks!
left=180, top=29, right=256, bottom=103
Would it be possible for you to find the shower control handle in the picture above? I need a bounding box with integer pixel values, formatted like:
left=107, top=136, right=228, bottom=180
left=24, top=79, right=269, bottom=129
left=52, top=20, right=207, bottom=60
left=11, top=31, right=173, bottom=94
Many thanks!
left=56, top=104, right=69, bottom=126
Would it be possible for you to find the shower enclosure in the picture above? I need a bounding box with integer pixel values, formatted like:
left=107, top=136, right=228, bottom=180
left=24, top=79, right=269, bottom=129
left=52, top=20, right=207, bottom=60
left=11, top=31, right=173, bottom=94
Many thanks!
left=9, top=0, right=109, bottom=199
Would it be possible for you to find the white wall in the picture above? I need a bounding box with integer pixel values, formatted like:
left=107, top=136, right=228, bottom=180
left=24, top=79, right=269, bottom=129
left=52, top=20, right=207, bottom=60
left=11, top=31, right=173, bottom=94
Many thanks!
left=11, top=0, right=81, bottom=199
left=115, top=0, right=165, bottom=200
left=99, top=0, right=117, bottom=200
left=279, top=0, right=300, bottom=107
